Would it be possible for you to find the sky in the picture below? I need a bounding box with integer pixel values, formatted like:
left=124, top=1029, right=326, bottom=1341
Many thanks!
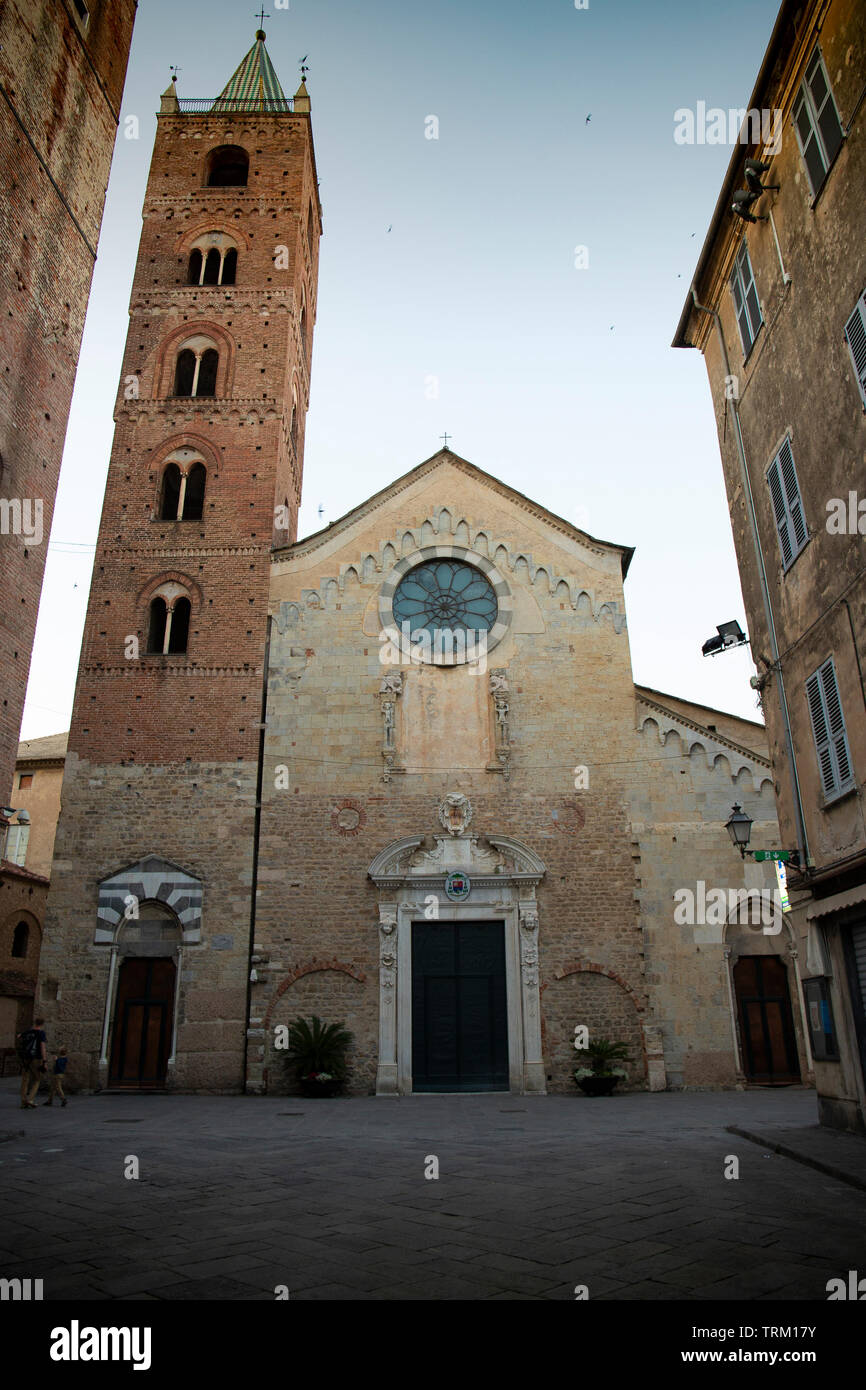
left=21, top=0, right=782, bottom=741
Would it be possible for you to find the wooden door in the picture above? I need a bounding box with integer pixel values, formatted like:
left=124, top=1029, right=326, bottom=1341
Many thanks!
left=109, top=958, right=175, bottom=1088
left=733, top=955, right=799, bottom=1082
left=412, top=921, right=508, bottom=1092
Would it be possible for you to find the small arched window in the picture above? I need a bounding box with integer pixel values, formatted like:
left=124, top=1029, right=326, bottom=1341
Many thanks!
left=160, top=463, right=182, bottom=519
left=11, top=921, right=29, bottom=958
left=174, top=349, right=196, bottom=397
left=206, top=145, right=249, bottom=187
left=290, top=395, right=298, bottom=452
left=197, top=348, right=218, bottom=397
left=147, top=592, right=192, bottom=655
left=203, top=248, right=221, bottom=285
left=307, top=202, right=314, bottom=252
left=173, top=345, right=219, bottom=398
left=222, top=248, right=238, bottom=285
left=183, top=463, right=206, bottom=520
left=300, top=301, right=307, bottom=362
left=188, top=248, right=203, bottom=285
left=148, top=596, right=168, bottom=653
left=169, top=598, right=191, bottom=653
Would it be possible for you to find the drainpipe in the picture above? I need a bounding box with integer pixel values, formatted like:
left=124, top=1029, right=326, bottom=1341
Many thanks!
left=690, top=288, right=810, bottom=872
left=243, top=613, right=272, bottom=1092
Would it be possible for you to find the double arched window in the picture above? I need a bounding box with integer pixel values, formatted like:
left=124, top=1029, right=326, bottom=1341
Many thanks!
left=206, top=145, right=249, bottom=187
left=173, top=339, right=219, bottom=398
left=188, top=233, right=238, bottom=286
left=147, top=587, right=192, bottom=655
left=159, top=457, right=206, bottom=521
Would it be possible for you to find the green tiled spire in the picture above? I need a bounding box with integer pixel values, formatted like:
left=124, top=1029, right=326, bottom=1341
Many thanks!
left=213, top=30, right=287, bottom=110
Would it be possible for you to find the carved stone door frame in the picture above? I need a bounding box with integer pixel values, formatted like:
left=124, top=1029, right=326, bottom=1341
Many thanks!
left=369, top=832, right=546, bottom=1096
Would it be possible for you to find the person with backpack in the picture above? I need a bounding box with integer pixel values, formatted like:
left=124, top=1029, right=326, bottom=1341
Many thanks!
left=18, top=1017, right=47, bottom=1109
left=42, top=1047, right=68, bottom=1107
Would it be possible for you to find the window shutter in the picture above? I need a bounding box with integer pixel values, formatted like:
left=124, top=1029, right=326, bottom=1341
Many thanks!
left=807, top=52, right=844, bottom=167
left=806, top=669, right=835, bottom=798
left=844, top=293, right=866, bottom=409
left=807, top=660, right=854, bottom=800
left=768, top=457, right=793, bottom=567
left=777, top=438, right=808, bottom=551
left=819, top=661, right=853, bottom=789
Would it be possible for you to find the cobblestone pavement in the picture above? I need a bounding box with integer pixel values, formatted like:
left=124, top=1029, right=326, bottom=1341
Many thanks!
left=1, top=1083, right=863, bottom=1301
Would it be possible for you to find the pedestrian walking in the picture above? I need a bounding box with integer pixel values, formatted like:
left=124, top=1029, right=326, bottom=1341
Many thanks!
left=17, top=1017, right=47, bottom=1109
left=43, top=1048, right=68, bottom=1107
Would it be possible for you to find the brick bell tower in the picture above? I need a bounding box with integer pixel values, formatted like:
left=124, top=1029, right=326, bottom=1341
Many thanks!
left=39, top=29, right=321, bottom=1092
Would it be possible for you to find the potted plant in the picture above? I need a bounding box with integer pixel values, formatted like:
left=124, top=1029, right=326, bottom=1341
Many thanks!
left=574, top=1038, right=630, bottom=1097
left=284, top=1015, right=352, bottom=1097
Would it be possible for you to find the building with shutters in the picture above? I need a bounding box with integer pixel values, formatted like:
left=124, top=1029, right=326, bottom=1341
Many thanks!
left=673, top=0, right=866, bottom=1132
left=36, top=27, right=813, bottom=1101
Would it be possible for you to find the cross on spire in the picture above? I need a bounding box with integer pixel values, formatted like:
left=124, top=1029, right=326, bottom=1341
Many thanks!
left=440, top=432, right=452, bottom=450
left=169, top=65, right=181, bottom=83
left=255, top=7, right=269, bottom=30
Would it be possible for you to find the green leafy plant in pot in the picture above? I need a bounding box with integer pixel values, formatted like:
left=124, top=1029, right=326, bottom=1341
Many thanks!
left=573, top=1038, right=630, bottom=1097
left=284, top=1015, right=352, bottom=1097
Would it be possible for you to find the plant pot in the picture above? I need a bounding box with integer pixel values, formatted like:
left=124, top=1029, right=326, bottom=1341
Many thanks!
left=576, top=1075, right=620, bottom=1097
left=299, top=1077, right=343, bottom=1098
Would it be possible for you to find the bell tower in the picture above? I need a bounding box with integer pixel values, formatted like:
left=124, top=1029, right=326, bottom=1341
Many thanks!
left=39, top=30, right=321, bottom=1092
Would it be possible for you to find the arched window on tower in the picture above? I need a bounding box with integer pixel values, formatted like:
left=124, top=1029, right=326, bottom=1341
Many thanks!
left=197, top=348, right=218, bottom=397
left=203, top=248, right=221, bottom=285
left=222, top=248, right=237, bottom=285
left=173, top=343, right=219, bottom=398
left=183, top=463, right=206, bottom=520
left=300, top=299, right=307, bottom=364
left=307, top=202, right=314, bottom=252
left=206, top=145, right=249, bottom=187
left=11, top=921, right=29, bottom=958
left=159, top=463, right=182, bottom=519
left=290, top=391, right=298, bottom=453
left=174, top=349, right=197, bottom=397
left=159, top=460, right=206, bottom=521
left=147, top=590, right=192, bottom=655
left=147, top=596, right=168, bottom=653
left=168, top=598, right=191, bottom=653
left=188, top=248, right=203, bottom=285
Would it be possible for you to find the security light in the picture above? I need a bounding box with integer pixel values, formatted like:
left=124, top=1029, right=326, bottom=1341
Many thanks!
left=702, top=620, right=747, bottom=657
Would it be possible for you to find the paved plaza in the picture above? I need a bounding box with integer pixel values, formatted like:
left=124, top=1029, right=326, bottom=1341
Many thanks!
left=1, top=1083, right=864, bottom=1301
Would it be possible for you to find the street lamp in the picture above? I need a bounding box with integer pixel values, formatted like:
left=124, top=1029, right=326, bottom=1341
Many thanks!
left=725, top=803, right=754, bottom=857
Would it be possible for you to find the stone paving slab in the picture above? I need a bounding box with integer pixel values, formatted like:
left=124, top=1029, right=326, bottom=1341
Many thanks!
left=0, top=1082, right=863, bottom=1300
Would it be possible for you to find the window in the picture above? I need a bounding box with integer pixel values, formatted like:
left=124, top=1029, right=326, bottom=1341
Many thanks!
left=11, top=921, right=29, bottom=959
left=183, top=463, right=206, bottom=520
left=844, top=291, right=866, bottom=410
left=3, top=824, right=29, bottom=866
left=159, top=463, right=182, bottom=519
left=730, top=241, right=762, bottom=357
left=147, top=597, right=168, bottom=653
left=206, top=145, right=249, bottom=188
left=767, top=437, right=808, bottom=570
left=18, top=773, right=33, bottom=789
left=307, top=202, right=314, bottom=252
left=168, top=598, right=191, bottom=653
left=393, top=560, right=498, bottom=641
left=792, top=47, right=844, bottom=197
left=147, top=593, right=192, bottom=655
left=173, top=346, right=219, bottom=398
left=188, top=241, right=238, bottom=287
left=806, top=658, right=854, bottom=802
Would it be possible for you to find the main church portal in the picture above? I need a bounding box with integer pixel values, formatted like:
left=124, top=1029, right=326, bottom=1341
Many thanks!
left=411, top=920, right=508, bottom=1091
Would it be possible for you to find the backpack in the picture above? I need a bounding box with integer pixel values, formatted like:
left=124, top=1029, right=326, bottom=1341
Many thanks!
left=16, top=1028, right=40, bottom=1062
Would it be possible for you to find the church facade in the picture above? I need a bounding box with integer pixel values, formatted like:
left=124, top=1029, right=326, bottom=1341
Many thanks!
left=39, top=33, right=810, bottom=1098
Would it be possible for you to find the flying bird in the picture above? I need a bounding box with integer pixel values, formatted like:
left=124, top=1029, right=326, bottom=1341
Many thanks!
left=386, top=225, right=392, bottom=233
left=585, top=114, right=591, bottom=124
